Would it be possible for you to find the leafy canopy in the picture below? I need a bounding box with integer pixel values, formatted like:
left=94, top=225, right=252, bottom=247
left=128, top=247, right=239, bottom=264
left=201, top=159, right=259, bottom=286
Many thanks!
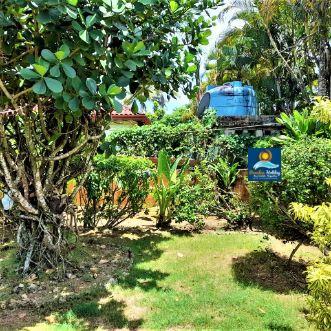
left=0, top=0, right=220, bottom=118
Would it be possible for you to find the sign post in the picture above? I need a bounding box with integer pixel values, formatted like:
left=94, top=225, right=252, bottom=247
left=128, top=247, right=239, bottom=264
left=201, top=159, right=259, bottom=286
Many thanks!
left=248, top=148, right=281, bottom=182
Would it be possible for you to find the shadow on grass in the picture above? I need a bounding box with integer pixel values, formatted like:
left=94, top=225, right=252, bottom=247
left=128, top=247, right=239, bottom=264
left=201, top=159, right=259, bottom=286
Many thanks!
left=39, top=285, right=144, bottom=330
left=232, top=250, right=307, bottom=294
left=267, top=322, right=294, bottom=331
left=109, top=226, right=192, bottom=291
left=36, top=226, right=190, bottom=330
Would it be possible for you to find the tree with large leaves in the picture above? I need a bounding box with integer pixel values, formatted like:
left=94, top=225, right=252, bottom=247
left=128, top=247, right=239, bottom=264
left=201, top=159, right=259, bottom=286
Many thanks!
left=206, top=0, right=330, bottom=113
left=0, top=0, right=220, bottom=274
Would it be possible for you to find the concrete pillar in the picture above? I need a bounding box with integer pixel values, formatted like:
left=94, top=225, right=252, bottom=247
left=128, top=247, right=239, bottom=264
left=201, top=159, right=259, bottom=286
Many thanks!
left=255, top=129, right=263, bottom=137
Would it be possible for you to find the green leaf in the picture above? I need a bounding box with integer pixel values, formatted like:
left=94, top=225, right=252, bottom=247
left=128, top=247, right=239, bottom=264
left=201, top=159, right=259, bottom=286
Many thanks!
left=41, top=49, right=56, bottom=62
left=60, top=44, right=71, bottom=58
left=114, top=57, right=123, bottom=69
left=20, top=68, right=41, bottom=80
left=186, top=64, right=197, bottom=73
left=72, top=21, right=83, bottom=32
left=36, top=11, right=52, bottom=24
left=131, top=100, right=139, bottom=114
left=79, top=30, right=90, bottom=43
left=82, top=97, right=95, bottom=110
left=55, top=51, right=66, bottom=61
left=33, top=64, right=48, bottom=76
left=138, top=0, right=156, bottom=4
left=50, top=64, right=61, bottom=77
left=74, top=54, right=86, bottom=66
left=111, top=97, right=122, bottom=113
left=62, top=63, right=76, bottom=78
left=86, top=78, right=97, bottom=95
left=67, top=0, right=79, bottom=5
left=65, top=6, right=77, bottom=19
left=133, top=41, right=145, bottom=53
left=170, top=1, right=178, bottom=12
left=107, top=84, right=122, bottom=96
left=165, top=68, right=172, bottom=78
left=32, top=80, right=46, bottom=94
left=69, top=97, right=79, bottom=111
left=86, top=14, right=97, bottom=28
left=124, top=59, right=137, bottom=71
left=45, top=77, right=63, bottom=93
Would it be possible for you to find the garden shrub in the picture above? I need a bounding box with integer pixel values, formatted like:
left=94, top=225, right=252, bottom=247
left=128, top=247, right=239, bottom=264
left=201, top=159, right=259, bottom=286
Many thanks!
left=105, top=121, right=259, bottom=168
left=104, top=122, right=209, bottom=159
left=82, top=155, right=153, bottom=229
left=152, top=150, right=187, bottom=228
left=206, top=134, right=258, bottom=167
left=291, top=179, right=331, bottom=330
left=173, top=164, right=217, bottom=229
left=249, top=137, right=331, bottom=241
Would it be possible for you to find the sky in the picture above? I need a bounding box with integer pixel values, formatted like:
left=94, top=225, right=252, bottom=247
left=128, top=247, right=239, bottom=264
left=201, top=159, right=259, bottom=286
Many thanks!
left=161, top=2, right=245, bottom=113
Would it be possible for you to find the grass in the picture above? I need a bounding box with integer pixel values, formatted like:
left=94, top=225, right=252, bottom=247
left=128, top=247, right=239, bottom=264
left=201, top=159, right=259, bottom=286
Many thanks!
left=16, top=229, right=315, bottom=331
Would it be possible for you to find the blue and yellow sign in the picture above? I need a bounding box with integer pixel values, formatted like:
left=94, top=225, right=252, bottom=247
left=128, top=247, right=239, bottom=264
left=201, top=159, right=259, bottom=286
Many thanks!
left=248, top=148, right=281, bottom=181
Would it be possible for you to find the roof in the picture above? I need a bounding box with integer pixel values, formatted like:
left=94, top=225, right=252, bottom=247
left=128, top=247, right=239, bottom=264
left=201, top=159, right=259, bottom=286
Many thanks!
left=111, top=105, right=150, bottom=125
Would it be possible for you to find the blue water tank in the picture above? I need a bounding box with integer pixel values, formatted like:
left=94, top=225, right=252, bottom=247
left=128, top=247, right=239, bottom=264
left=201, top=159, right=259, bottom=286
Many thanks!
left=198, top=81, right=257, bottom=118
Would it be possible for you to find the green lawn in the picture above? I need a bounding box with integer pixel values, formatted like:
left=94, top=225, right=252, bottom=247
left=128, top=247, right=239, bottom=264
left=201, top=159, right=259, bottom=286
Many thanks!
left=22, top=229, right=315, bottom=331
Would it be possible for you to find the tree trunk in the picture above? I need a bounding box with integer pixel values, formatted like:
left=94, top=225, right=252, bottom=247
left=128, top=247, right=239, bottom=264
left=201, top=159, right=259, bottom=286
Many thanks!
left=17, top=212, right=66, bottom=274
left=156, top=215, right=171, bottom=229
left=318, top=42, right=330, bottom=98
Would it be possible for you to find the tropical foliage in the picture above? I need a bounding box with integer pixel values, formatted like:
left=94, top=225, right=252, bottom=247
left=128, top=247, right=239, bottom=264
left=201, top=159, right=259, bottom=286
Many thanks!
left=249, top=137, right=331, bottom=241
left=152, top=150, right=187, bottom=228
left=0, top=0, right=219, bottom=272
left=82, top=155, right=153, bottom=229
left=291, top=179, right=331, bottom=330
left=206, top=0, right=331, bottom=112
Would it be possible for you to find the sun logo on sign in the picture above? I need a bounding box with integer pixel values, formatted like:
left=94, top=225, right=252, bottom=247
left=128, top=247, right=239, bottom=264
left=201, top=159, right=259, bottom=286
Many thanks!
left=253, top=149, right=279, bottom=170
left=259, top=150, right=272, bottom=162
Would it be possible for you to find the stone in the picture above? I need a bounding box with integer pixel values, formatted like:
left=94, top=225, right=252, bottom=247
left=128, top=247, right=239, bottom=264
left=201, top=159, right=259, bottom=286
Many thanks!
left=13, top=283, right=25, bottom=294
left=106, top=277, right=117, bottom=286
left=27, top=283, right=38, bottom=293
left=98, top=259, right=109, bottom=265
left=58, top=296, right=66, bottom=303
left=66, top=273, right=76, bottom=279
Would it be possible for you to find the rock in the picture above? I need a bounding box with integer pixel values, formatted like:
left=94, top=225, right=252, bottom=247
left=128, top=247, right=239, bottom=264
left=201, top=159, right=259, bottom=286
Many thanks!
left=8, top=299, right=19, bottom=308
left=106, top=277, right=117, bottom=286
left=98, top=259, right=109, bottom=265
left=100, top=244, right=106, bottom=249
left=21, top=294, right=28, bottom=301
left=27, top=283, right=38, bottom=293
left=13, top=283, right=25, bottom=294
left=58, top=296, right=66, bottom=303
left=66, top=273, right=76, bottom=279
left=27, top=273, right=37, bottom=281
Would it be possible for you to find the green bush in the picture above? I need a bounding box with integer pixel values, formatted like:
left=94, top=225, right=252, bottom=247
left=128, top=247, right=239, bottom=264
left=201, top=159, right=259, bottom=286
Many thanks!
left=152, top=150, right=187, bottom=228
left=291, top=179, right=331, bottom=330
left=206, top=134, right=258, bottom=167
left=82, top=155, right=153, bottom=228
left=249, top=137, right=331, bottom=241
left=173, top=164, right=217, bottom=228
left=104, top=122, right=209, bottom=159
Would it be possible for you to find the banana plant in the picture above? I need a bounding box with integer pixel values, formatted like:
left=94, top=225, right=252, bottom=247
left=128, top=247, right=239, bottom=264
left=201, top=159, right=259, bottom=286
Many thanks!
left=152, top=150, right=187, bottom=228
left=273, top=110, right=323, bottom=144
left=211, top=157, right=239, bottom=191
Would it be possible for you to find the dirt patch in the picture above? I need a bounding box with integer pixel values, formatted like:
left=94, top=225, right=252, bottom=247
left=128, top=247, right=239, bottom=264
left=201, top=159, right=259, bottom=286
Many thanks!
left=232, top=249, right=307, bottom=294
left=0, top=234, right=132, bottom=330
